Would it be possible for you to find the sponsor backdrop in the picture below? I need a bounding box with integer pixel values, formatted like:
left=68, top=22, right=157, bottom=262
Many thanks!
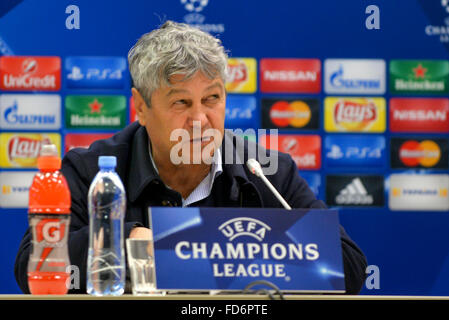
left=0, top=0, right=449, bottom=295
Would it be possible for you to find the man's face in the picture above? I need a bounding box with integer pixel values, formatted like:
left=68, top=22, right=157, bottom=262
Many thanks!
left=133, top=71, right=226, bottom=165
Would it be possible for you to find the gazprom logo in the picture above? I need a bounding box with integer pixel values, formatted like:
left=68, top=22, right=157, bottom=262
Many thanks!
left=324, top=59, right=386, bottom=94
left=330, top=65, right=380, bottom=90
left=218, top=217, right=271, bottom=242
left=0, top=94, right=61, bottom=130
left=3, top=101, right=55, bottom=125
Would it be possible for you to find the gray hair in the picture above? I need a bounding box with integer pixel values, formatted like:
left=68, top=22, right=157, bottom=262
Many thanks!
left=128, top=21, right=228, bottom=107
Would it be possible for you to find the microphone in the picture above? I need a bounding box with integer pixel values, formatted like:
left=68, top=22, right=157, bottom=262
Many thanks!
left=246, top=158, right=292, bottom=210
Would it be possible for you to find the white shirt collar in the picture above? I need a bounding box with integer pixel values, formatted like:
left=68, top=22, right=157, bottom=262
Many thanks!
left=148, top=142, right=223, bottom=206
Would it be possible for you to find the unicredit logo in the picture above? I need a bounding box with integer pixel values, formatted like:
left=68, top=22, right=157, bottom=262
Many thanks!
left=261, top=134, right=321, bottom=169
left=0, top=56, right=61, bottom=91
left=282, top=137, right=317, bottom=168
left=22, top=59, right=37, bottom=74
left=3, top=72, right=56, bottom=89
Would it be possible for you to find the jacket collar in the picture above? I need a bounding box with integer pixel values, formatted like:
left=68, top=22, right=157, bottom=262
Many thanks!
left=127, top=126, right=254, bottom=203
left=127, top=126, right=160, bottom=202
left=221, top=130, right=254, bottom=201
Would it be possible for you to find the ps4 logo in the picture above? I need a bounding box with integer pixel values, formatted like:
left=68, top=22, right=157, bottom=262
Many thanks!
left=226, top=106, right=254, bottom=120
left=65, top=57, right=127, bottom=89
left=225, top=96, right=257, bottom=129
left=67, top=66, right=123, bottom=81
left=327, top=145, right=382, bottom=160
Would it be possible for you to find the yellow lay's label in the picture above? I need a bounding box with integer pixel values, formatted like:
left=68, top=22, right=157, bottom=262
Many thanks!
left=225, top=58, right=257, bottom=93
left=0, top=133, right=61, bottom=168
left=324, top=97, right=386, bottom=132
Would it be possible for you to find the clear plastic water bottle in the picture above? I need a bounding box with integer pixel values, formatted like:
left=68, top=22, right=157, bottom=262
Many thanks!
left=87, top=156, right=126, bottom=296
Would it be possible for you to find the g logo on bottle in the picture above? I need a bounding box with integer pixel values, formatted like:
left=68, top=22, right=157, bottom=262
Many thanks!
left=36, top=219, right=66, bottom=243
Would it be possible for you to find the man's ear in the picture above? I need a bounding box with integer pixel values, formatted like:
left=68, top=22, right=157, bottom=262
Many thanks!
left=131, top=88, right=148, bottom=126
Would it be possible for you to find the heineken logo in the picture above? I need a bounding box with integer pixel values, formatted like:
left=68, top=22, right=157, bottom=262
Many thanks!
left=88, top=99, right=103, bottom=113
left=65, top=95, right=126, bottom=129
left=413, top=64, right=427, bottom=78
left=390, top=60, right=449, bottom=94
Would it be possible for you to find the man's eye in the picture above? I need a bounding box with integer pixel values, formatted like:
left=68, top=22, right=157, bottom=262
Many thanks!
left=206, top=95, right=219, bottom=102
left=174, top=99, right=187, bottom=105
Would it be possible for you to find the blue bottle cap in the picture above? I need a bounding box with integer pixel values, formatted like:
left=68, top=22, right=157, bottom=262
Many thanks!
left=98, top=156, right=116, bottom=169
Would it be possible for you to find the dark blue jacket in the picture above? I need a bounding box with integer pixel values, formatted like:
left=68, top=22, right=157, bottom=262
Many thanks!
left=15, top=122, right=367, bottom=294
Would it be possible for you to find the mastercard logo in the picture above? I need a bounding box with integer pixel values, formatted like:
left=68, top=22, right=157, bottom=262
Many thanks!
left=399, top=140, right=441, bottom=167
left=269, top=100, right=311, bottom=128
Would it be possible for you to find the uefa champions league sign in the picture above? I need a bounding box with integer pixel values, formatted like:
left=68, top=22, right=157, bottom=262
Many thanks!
left=149, top=207, right=345, bottom=293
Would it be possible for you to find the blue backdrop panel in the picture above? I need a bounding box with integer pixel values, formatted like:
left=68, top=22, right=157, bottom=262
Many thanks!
left=1, top=0, right=448, bottom=294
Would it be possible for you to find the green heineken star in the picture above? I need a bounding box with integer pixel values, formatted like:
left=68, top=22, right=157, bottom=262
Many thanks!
left=65, top=95, right=126, bottom=129
left=389, top=60, right=449, bottom=94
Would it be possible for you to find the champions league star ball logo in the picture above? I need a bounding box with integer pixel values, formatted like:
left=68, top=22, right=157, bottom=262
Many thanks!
left=180, top=0, right=225, bottom=33
left=181, top=0, right=209, bottom=13
left=442, top=0, right=449, bottom=13
left=425, top=1, right=449, bottom=43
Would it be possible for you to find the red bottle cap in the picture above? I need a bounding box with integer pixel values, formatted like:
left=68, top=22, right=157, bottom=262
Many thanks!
left=37, top=144, right=61, bottom=171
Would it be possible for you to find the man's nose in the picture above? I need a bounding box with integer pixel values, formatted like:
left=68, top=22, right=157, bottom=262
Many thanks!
left=186, top=102, right=209, bottom=128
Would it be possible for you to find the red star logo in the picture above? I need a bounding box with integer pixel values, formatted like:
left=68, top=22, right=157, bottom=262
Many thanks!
left=413, top=64, right=427, bottom=79
left=88, top=99, right=103, bottom=113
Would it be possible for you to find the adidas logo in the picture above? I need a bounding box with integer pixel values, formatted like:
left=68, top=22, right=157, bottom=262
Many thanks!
left=336, top=178, right=373, bottom=205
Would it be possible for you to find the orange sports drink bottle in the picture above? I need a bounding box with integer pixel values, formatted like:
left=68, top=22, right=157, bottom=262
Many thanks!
left=27, top=144, right=71, bottom=294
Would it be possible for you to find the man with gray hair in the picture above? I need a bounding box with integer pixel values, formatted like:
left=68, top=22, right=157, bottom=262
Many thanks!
left=15, top=21, right=367, bottom=294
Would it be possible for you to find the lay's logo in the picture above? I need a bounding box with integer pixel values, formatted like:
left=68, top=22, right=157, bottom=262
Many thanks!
left=8, top=135, right=49, bottom=160
left=225, top=58, right=257, bottom=93
left=334, top=100, right=377, bottom=123
left=325, top=97, right=386, bottom=132
left=0, top=133, right=61, bottom=168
